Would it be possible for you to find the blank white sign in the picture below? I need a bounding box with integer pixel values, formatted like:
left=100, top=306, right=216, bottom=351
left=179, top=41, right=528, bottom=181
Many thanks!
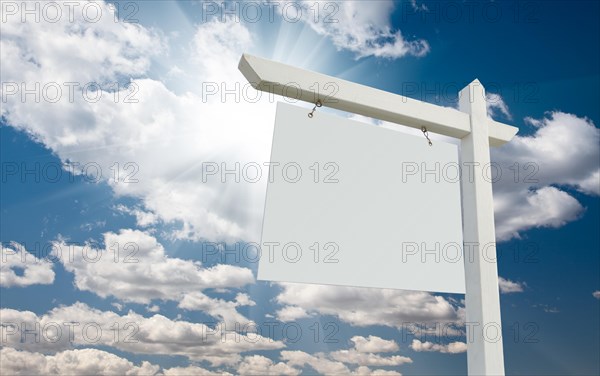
left=258, top=102, right=465, bottom=294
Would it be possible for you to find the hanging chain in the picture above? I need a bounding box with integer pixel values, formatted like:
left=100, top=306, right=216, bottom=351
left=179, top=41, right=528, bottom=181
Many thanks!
left=421, top=126, right=433, bottom=146
left=308, top=100, right=322, bottom=118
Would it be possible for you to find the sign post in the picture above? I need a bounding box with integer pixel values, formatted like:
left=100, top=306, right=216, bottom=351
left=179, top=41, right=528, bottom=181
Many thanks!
left=459, top=80, right=505, bottom=375
left=239, top=53, right=517, bottom=375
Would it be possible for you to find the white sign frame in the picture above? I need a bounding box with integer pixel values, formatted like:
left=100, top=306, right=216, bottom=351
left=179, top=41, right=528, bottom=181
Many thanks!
left=239, top=53, right=518, bottom=376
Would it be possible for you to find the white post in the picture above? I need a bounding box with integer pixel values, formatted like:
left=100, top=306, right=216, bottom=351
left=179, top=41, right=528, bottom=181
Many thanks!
left=459, top=79, right=505, bottom=375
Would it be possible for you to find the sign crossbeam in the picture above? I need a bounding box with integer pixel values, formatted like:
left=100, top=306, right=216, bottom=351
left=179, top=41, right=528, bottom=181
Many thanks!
left=239, top=54, right=518, bottom=147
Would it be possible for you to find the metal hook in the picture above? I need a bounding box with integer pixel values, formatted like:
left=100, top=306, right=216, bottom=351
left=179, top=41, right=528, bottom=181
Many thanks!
left=308, top=100, right=322, bottom=118
left=421, top=126, right=433, bottom=146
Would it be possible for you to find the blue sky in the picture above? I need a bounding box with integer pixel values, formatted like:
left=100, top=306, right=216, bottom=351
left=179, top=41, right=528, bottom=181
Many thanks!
left=1, top=1, right=599, bottom=375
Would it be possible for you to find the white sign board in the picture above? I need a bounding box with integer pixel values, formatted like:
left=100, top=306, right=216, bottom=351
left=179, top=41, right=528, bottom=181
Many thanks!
left=259, top=102, right=465, bottom=294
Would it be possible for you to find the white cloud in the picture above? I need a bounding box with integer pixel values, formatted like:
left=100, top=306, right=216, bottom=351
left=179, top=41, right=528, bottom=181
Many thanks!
left=237, top=355, right=300, bottom=376
left=524, top=116, right=543, bottom=127
left=112, top=302, right=124, bottom=311
left=329, top=336, right=410, bottom=367
left=281, top=350, right=403, bottom=375
left=492, top=111, right=599, bottom=241
left=233, top=293, right=255, bottom=307
left=1, top=2, right=277, bottom=243
left=52, top=229, right=254, bottom=323
left=0, top=347, right=160, bottom=376
left=275, top=283, right=462, bottom=329
left=329, top=350, right=411, bottom=367
left=486, top=93, right=512, bottom=120
left=297, top=0, right=429, bottom=59
left=275, top=306, right=311, bottom=322
left=147, top=305, right=160, bottom=313
left=1, top=308, right=411, bottom=373
left=282, top=350, right=363, bottom=375
left=495, top=186, right=583, bottom=241
left=410, top=339, right=467, bottom=354
left=498, top=277, right=525, bottom=294
left=0, top=347, right=245, bottom=376
left=0, top=242, right=55, bottom=287
left=353, top=367, right=403, bottom=376
left=410, top=0, right=429, bottom=12
left=0, top=302, right=284, bottom=366
left=592, top=291, right=600, bottom=299
left=0, top=1, right=158, bottom=87
left=116, top=205, right=159, bottom=227
left=162, top=365, right=232, bottom=376
left=351, top=335, right=399, bottom=353
left=178, top=291, right=255, bottom=326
